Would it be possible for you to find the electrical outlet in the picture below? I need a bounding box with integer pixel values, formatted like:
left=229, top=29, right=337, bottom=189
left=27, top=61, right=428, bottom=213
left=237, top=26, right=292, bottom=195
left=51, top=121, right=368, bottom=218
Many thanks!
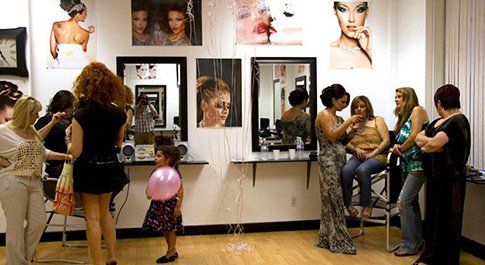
left=290, top=196, right=297, bottom=207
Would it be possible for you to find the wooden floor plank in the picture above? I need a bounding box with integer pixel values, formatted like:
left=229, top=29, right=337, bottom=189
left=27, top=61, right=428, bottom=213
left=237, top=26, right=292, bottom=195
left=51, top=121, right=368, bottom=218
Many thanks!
left=0, top=227, right=483, bottom=264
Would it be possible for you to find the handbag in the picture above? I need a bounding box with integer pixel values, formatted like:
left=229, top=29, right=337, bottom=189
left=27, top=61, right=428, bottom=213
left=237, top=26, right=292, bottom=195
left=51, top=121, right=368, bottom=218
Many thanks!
left=52, top=160, right=76, bottom=216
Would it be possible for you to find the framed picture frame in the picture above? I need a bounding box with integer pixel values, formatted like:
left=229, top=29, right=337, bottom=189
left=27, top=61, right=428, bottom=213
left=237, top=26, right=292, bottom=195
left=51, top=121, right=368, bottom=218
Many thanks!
left=295, top=75, right=306, bottom=90
left=251, top=57, right=317, bottom=151
left=0, top=27, right=28, bottom=77
left=135, top=84, right=167, bottom=128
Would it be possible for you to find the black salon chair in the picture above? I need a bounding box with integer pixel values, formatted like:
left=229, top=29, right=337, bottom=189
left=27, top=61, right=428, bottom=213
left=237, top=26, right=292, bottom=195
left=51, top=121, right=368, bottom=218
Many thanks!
left=36, top=175, right=90, bottom=264
left=259, top=118, right=271, bottom=139
left=275, top=119, right=283, bottom=138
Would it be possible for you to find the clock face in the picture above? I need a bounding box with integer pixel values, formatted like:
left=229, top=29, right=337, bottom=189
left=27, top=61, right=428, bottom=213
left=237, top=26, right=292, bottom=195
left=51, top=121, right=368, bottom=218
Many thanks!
left=0, top=37, right=18, bottom=68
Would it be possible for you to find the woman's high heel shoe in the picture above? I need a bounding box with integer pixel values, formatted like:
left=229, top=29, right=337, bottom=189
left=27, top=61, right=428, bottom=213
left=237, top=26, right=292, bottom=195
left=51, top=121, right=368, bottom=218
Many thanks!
left=347, top=206, right=358, bottom=219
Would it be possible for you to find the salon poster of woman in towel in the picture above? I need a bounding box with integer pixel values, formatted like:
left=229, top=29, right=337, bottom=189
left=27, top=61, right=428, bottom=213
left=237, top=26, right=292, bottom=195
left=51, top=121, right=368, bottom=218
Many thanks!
left=48, top=0, right=96, bottom=69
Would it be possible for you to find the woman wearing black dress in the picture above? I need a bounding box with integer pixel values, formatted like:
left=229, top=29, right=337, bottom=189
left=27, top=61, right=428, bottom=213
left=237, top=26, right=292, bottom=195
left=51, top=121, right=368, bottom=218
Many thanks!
left=415, top=84, right=471, bottom=265
left=34, top=90, right=77, bottom=178
left=69, top=62, right=126, bottom=265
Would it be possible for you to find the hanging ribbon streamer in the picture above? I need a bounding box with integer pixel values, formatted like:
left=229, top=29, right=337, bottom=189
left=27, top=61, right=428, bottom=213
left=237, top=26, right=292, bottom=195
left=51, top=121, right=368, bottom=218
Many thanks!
left=202, top=0, right=256, bottom=255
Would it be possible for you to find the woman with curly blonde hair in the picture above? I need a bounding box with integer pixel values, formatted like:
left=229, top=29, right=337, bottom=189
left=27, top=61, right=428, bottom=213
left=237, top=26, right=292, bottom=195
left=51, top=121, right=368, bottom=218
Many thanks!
left=69, top=62, right=126, bottom=265
left=0, top=96, right=70, bottom=264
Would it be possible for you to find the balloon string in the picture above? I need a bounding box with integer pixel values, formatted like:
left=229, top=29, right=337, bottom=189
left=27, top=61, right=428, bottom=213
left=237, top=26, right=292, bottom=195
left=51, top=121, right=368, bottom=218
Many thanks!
left=204, top=0, right=256, bottom=254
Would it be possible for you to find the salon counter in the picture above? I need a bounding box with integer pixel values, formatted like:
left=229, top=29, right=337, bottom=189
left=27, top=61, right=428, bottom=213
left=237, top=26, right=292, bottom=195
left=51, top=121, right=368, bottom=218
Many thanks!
left=231, top=151, right=317, bottom=188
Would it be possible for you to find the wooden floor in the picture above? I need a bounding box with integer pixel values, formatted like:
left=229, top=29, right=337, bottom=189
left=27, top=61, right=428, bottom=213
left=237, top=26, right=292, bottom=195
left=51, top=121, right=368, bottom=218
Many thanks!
left=1, top=227, right=483, bottom=264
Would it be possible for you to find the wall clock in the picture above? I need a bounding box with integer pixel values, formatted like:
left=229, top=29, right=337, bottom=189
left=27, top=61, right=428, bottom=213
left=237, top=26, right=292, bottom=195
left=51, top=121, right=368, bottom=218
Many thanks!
left=0, top=27, right=28, bottom=77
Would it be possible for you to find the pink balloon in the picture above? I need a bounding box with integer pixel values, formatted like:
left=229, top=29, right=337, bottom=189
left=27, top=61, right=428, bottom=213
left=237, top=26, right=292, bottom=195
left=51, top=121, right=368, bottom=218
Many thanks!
left=146, top=167, right=181, bottom=201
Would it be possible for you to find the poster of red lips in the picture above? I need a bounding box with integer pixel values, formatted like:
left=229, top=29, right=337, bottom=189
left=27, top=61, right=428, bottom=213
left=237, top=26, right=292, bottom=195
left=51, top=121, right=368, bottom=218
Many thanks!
left=330, top=1, right=372, bottom=69
left=235, top=0, right=303, bottom=45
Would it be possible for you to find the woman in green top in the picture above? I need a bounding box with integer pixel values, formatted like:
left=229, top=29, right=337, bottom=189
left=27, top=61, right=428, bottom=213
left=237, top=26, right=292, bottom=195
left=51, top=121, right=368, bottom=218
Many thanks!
left=391, top=87, right=428, bottom=257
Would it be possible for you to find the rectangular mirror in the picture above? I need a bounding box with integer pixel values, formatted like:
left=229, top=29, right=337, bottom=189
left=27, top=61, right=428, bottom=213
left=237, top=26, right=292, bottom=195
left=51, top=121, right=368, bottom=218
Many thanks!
left=251, top=57, right=317, bottom=152
left=117, top=56, right=187, bottom=142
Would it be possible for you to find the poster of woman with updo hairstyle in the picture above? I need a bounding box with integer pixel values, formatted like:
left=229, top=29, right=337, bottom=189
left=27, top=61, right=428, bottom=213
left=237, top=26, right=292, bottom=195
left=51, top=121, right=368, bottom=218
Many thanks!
left=48, top=0, right=96, bottom=69
left=195, top=59, right=242, bottom=128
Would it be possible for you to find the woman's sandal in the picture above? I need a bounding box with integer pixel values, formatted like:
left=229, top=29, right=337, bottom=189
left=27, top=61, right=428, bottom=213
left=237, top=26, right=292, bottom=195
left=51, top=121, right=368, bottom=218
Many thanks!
left=156, top=255, right=176, bottom=264
left=361, top=206, right=373, bottom=220
left=347, top=206, right=358, bottom=219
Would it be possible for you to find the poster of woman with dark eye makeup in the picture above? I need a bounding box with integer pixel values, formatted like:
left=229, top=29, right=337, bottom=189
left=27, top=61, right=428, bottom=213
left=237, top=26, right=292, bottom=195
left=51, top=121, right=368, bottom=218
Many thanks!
left=235, top=0, right=303, bottom=45
left=330, top=1, right=372, bottom=69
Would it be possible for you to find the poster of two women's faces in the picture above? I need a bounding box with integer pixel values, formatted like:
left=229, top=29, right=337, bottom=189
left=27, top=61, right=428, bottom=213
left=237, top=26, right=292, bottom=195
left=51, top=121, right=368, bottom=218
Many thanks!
left=131, top=0, right=202, bottom=46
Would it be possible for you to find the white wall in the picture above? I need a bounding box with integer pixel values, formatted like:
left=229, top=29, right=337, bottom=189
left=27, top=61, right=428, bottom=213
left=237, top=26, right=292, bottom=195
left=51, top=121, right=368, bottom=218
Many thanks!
left=0, top=0, right=427, bottom=232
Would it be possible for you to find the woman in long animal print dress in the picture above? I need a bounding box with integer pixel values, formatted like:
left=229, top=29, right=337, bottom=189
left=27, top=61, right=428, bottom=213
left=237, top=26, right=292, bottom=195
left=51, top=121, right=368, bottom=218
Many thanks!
left=314, top=84, right=363, bottom=254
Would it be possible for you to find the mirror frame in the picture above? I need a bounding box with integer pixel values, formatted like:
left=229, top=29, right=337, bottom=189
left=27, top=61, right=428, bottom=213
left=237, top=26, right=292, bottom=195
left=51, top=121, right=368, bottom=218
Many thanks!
left=116, top=56, right=188, bottom=141
left=251, top=57, right=317, bottom=152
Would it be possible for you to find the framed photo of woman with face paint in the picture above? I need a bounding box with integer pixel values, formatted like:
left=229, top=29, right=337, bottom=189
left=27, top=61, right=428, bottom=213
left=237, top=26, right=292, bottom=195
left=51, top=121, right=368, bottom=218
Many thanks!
left=330, top=0, right=372, bottom=69
left=196, top=59, right=242, bottom=128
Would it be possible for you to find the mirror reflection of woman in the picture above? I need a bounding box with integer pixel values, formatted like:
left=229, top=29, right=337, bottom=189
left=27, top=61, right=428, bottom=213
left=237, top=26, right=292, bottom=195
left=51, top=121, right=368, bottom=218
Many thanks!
left=161, top=3, right=192, bottom=46
left=280, top=89, right=310, bottom=144
left=132, top=1, right=153, bottom=46
left=330, top=1, right=372, bottom=69
left=197, top=76, right=231, bottom=128
left=50, top=0, right=94, bottom=69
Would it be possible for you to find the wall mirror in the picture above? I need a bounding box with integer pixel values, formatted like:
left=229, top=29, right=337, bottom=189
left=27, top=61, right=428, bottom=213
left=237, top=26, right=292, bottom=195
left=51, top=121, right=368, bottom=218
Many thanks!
left=251, top=57, right=317, bottom=152
left=117, top=56, right=187, bottom=142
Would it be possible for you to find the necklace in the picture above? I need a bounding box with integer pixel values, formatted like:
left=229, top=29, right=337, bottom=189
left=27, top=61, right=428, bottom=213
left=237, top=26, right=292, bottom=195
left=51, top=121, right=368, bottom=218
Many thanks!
left=338, top=39, right=361, bottom=55
left=339, top=44, right=361, bottom=55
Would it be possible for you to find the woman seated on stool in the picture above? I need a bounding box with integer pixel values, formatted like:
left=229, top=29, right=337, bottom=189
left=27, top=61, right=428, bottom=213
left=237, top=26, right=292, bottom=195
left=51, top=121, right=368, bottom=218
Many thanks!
left=341, top=95, right=390, bottom=219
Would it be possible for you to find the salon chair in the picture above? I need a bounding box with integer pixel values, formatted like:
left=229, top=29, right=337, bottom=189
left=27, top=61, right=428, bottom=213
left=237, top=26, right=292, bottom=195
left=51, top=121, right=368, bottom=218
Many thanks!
left=35, top=176, right=90, bottom=264
left=347, top=131, right=402, bottom=252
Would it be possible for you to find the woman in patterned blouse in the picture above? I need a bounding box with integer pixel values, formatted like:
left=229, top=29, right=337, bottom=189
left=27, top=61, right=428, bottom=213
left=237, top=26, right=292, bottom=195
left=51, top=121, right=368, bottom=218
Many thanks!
left=391, top=87, right=429, bottom=257
left=342, top=96, right=390, bottom=220
left=0, top=96, right=70, bottom=264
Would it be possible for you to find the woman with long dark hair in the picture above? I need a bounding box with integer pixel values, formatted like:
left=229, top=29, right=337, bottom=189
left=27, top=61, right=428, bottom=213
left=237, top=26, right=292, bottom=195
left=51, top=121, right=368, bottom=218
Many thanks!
left=34, top=90, right=77, bottom=178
